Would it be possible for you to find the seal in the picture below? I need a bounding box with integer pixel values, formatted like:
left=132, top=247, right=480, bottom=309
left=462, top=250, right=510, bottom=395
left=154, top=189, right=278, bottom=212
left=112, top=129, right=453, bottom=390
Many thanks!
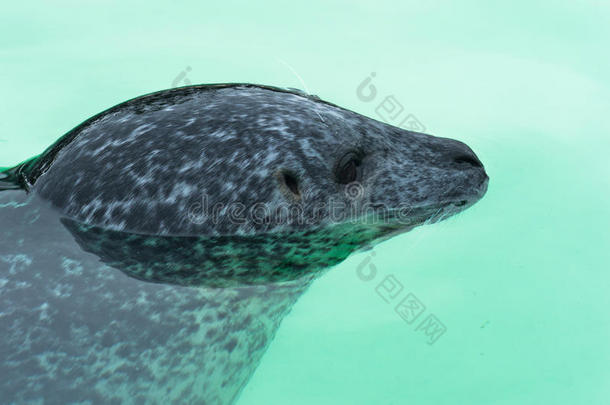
left=0, top=83, right=488, bottom=404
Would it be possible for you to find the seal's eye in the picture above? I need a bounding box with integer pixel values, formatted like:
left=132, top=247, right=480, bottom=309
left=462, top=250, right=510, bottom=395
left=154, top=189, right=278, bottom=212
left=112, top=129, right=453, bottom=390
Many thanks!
left=335, top=152, right=361, bottom=184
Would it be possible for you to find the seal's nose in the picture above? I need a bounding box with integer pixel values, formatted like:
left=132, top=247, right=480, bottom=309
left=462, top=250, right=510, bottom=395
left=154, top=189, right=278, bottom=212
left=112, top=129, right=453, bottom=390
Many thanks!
left=433, top=138, right=489, bottom=205
left=452, top=152, right=483, bottom=168
left=433, top=137, right=489, bottom=193
left=445, top=139, right=484, bottom=170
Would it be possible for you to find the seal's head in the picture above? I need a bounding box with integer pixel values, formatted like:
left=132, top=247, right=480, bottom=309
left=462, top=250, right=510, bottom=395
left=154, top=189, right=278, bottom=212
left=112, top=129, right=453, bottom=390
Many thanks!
left=166, top=85, right=489, bottom=239
left=258, top=108, right=489, bottom=237
left=18, top=84, right=488, bottom=285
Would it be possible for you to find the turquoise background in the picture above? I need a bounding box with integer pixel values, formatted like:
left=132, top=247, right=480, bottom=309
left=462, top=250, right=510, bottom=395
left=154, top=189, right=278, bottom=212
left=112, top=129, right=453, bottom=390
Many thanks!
left=2, top=1, right=609, bottom=403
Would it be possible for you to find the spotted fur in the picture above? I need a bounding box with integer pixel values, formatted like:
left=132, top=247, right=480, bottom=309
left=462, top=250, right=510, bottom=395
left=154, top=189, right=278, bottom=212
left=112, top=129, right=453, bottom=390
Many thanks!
left=0, top=84, right=488, bottom=404
left=17, top=84, right=487, bottom=237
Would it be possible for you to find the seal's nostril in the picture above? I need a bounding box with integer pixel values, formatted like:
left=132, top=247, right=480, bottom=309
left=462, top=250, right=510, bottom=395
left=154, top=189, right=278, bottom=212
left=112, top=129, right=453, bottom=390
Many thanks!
left=453, top=155, right=483, bottom=168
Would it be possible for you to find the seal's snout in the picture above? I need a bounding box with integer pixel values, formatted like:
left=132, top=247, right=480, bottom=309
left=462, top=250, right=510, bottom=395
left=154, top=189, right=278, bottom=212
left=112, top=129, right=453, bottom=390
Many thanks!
left=418, top=135, right=489, bottom=209
left=438, top=138, right=488, bottom=183
left=449, top=139, right=488, bottom=192
left=441, top=138, right=484, bottom=171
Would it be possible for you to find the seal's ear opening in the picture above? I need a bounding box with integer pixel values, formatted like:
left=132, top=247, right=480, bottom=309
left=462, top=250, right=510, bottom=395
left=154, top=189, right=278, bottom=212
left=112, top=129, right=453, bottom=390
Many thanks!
left=276, top=169, right=301, bottom=200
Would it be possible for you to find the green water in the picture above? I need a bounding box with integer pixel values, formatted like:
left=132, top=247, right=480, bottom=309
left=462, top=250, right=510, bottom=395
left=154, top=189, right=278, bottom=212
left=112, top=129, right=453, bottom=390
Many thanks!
left=2, top=1, right=609, bottom=403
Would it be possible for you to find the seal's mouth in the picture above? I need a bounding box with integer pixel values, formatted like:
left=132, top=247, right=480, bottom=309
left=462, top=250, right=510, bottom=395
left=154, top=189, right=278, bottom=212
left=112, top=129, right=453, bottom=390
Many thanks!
left=447, top=173, right=489, bottom=210
left=366, top=172, right=489, bottom=238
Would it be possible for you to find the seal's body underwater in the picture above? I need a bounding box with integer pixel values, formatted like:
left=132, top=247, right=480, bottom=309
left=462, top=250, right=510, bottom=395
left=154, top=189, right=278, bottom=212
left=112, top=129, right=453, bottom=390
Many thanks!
left=0, top=84, right=488, bottom=403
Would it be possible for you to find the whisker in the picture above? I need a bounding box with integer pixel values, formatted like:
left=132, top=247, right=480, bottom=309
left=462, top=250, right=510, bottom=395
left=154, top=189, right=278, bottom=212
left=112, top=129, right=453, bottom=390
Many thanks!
left=275, top=57, right=326, bottom=124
